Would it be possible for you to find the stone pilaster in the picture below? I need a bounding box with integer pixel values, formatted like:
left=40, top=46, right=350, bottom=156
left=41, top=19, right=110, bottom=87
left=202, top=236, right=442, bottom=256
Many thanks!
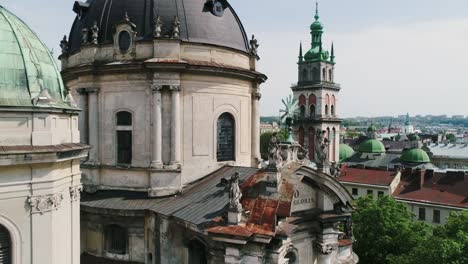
left=151, top=85, right=163, bottom=168
left=251, top=91, right=262, bottom=167
left=170, top=85, right=181, bottom=167
left=87, top=88, right=100, bottom=165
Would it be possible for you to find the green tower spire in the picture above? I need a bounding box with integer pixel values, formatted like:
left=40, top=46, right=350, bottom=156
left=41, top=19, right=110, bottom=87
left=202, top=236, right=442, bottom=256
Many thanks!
left=330, top=42, right=335, bottom=63
left=314, top=0, right=319, bottom=21
left=298, top=42, right=304, bottom=63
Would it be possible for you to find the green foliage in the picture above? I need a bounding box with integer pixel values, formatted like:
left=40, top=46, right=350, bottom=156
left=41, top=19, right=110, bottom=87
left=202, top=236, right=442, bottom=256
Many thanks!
left=260, top=130, right=287, bottom=160
left=353, top=196, right=432, bottom=264
left=354, top=197, right=468, bottom=264
left=446, top=134, right=456, bottom=143
left=388, top=211, right=468, bottom=264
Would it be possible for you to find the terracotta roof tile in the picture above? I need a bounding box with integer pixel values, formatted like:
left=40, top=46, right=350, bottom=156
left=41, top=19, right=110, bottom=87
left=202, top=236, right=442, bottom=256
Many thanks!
left=338, top=167, right=397, bottom=186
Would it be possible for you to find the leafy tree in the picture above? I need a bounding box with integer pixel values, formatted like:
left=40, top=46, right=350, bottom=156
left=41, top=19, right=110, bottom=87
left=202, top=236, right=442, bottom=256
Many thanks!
left=446, top=134, right=456, bottom=143
left=260, top=130, right=287, bottom=160
left=352, top=196, right=432, bottom=264
left=388, top=211, right=468, bottom=264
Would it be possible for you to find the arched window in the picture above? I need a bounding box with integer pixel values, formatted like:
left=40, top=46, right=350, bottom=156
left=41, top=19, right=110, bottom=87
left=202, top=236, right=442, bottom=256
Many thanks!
left=332, top=127, right=337, bottom=162
left=217, top=113, right=235, bottom=162
left=302, top=68, right=308, bottom=81
left=325, top=105, right=329, bottom=115
left=300, top=105, right=306, bottom=118
left=322, top=68, right=326, bottom=81
left=310, top=105, right=316, bottom=118
left=309, top=128, right=315, bottom=160
left=329, top=69, right=333, bottom=82
left=0, top=225, right=11, bottom=264
left=299, top=127, right=305, bottom=146
left=116, top=111, right=132, bottom=165
left=331, top=105, right=335, bottom=116
left=105, top=225, right=128, bottom=255
left=188, top=239, right=207, bottom=264
left=312, top=68, right=319, bottom=81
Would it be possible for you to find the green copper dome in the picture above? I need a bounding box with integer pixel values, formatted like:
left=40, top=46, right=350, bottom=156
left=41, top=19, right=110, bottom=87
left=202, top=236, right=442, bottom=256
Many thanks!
left=339, top=144, right=355, bottom=162
left=0, top=6, right=68, bottom=108
left=359, top=139, right=386, bottom=153
left=408, top=134, right=420, bottom=142
left=401, top=149, right=430, bottom=164
left=304, top=47, right=329, bottom=62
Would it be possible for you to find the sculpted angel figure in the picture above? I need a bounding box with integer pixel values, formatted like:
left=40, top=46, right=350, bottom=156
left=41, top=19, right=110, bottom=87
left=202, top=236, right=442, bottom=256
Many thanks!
left=268, top=132, right=283, bottom=168
left=172, top=16, right=180, bottom=38
left=229, top=172, right=242, bottom=212
left=154, top=15, right=163, bottom=38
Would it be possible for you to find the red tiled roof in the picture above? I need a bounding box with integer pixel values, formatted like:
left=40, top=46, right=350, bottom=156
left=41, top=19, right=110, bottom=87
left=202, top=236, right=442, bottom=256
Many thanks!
left=338, top=167, right=397, bottom=186
left=393, top=172, right=468, bottom=209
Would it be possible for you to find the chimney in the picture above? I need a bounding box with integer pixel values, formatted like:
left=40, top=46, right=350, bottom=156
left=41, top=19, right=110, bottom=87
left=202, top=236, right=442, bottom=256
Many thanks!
left=417, top=169, right=426, bottom=189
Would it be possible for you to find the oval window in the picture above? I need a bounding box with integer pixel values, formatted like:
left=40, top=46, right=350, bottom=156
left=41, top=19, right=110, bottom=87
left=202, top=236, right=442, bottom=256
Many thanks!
left=118, top=31, right=131, bottom=53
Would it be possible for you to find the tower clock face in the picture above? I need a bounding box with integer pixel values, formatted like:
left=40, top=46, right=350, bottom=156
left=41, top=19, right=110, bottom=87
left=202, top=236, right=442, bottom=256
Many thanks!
left=212, top=1, right=224, bottom=17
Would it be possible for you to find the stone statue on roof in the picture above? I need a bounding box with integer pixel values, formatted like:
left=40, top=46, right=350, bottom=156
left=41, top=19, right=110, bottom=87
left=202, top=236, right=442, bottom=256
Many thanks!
left=315, top=129, right=329, bottom=164
left=268, top=132, right=283, bottom=170
left=91, top=21, right=99, bottom=45
left=229, top=172, right=243, bottom=212
left=172, top=16, right=180, bottom=38
left=153, top=15, right=163, bottom=38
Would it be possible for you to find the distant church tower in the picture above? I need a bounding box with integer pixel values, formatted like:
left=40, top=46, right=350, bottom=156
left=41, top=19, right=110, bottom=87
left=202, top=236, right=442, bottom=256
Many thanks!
left=292, top=2, right=341, bottom=163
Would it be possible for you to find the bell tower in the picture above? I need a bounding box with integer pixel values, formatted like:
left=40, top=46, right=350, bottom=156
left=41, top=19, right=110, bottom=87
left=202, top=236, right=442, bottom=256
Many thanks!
left=292, top=1, right=341, bottom=164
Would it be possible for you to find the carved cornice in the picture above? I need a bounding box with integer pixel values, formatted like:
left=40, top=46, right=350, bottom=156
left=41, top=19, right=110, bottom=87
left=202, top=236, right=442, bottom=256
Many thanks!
left=70, top=185, right=83, bottom=202
left=28, top=192, right=64, bottom=214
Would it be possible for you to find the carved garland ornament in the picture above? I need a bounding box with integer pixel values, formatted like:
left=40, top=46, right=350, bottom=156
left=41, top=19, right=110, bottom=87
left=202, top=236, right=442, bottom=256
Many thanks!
left=28, top=193, right=64, bottom=214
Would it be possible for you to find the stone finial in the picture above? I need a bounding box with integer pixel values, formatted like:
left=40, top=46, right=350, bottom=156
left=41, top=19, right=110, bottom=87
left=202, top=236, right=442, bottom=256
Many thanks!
left=153, top=15, right=163, bottom=38
left=81, top=28, right=89, bottom=45
left=124, top=12, right=131, bottom=23
left=249, top=34, right=259, bottom=59
left=91, top=21, right=99, bottom=45
left=65, top=90, right=78, bottom=108
left=172, top=16, right=181, bottom=38
left=60, top=35, right=69, bottom=54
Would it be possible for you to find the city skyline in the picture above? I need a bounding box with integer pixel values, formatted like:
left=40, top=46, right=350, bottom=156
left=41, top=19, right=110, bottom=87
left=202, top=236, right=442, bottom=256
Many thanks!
left=3, top=0, right=468, bottom=117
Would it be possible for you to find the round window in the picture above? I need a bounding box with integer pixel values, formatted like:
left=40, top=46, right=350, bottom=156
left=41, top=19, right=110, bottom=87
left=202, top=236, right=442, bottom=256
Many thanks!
left=118, top=31, right=131, bottom=53
left=212, top=1, right=224, bottom=17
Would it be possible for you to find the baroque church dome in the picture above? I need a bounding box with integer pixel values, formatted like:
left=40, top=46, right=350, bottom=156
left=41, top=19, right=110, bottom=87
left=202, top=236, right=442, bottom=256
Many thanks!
left=0, top=6, right=68, bottom=108
left=67, top=0, right=250, bottom=54
left=359, top=139, right=386, bottom=154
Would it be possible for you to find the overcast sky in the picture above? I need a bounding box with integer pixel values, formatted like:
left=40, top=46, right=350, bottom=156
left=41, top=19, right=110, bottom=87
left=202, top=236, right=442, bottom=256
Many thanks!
left=2, top=0, right=467, bottom=117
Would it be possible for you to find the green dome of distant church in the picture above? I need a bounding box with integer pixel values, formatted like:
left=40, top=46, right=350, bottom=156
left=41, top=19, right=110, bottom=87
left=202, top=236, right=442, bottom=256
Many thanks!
left=0, top=6, right=69, bottom=108
left=401, top=149, right=430, bottom=164
left=339, top=144, right=355, bottom=161
left=359, top=139, right=386, bottom=153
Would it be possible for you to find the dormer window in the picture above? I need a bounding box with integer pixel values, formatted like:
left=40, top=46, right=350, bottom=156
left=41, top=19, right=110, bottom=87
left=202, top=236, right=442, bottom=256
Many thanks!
left=118, top=31, right=131, bottom=53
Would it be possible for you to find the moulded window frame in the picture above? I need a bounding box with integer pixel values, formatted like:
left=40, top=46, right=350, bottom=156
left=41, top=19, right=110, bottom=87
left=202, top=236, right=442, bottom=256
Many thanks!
left=115, top=110, right=134, bottom=167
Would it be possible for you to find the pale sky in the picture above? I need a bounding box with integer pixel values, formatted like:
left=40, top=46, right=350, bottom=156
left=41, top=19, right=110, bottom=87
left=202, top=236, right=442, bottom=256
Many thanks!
left=2, top=0, right=467, bottom=117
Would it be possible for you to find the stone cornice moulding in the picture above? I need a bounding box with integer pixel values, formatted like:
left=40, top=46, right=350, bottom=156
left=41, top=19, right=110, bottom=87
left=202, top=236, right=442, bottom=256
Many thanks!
left=28, top=192, right=64, bottom=214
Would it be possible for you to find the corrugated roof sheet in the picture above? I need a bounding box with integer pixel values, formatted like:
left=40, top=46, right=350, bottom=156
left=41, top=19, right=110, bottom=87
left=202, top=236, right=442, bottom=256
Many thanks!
left=81, top=166, right=261, bottom=226
left=428, top=143, right=468, bottom=159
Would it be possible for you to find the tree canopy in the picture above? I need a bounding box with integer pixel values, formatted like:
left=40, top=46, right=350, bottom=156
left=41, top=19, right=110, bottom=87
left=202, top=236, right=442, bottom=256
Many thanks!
left=353, top=196, right=468, bottom=264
